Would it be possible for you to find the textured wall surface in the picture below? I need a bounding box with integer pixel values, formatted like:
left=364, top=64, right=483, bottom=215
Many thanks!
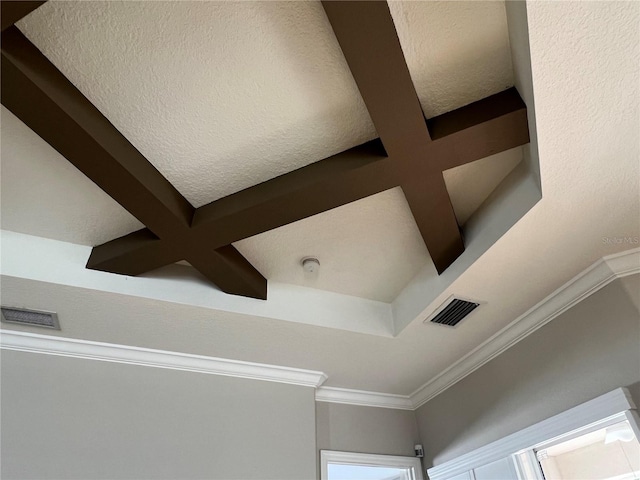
left=414, top=275, right=640, bottom=468
left=1, top=350, right=317, bottom=480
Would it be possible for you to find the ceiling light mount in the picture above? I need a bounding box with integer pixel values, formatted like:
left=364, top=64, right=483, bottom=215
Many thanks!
left=302, top=257, right=320, bottom=274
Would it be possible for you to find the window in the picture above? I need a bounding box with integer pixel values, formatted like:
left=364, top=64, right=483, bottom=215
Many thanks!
left=321, top=451, right=423, bottom=480
left=515, top=412, right=640, bottom=480
left=427, top=388, right=640, bottom=480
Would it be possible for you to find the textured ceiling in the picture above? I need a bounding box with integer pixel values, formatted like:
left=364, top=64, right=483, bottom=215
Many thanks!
left=0, top=102, right=522, bottom=300
left=3, top=0, right=520, bottom=301
left=235, top=188, right=429, bottom=302
left=1, top=107, right=143, bottom=246
left=16, top=0, right=514, bottom=207
left=2, top=1, right=638, bottom=396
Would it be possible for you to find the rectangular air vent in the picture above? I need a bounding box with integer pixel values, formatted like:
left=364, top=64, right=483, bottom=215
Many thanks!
left=1, top=307, right=60, bottom=329
left=425, top=297, right=480, bottom=327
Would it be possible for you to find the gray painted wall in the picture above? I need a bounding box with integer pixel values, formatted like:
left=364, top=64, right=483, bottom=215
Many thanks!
left=1, top=350, right=317, bottom=480
left=3, top=278, right=637, bottom=479
left=316, top=402, right=421, bottom=458
left=415, top=275, right=640, bottom=469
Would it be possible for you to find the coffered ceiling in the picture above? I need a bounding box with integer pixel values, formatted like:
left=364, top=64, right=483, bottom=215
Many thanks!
left=1, top=1, right=638, bottom=397
left=3, top=0, right=527, bottom=302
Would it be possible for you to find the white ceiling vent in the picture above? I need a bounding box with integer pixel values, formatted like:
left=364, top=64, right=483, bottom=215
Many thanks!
left=424, top=296, right=481, bottom=327
left=1, top=307, right=60, bottom=329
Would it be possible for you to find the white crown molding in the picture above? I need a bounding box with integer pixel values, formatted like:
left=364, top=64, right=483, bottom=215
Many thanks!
left=410, top=247, right=640, bottom=409
left=427, top=387, right=636, bottom=480
left=1, top=249, right=637, bottom=410
left=606, top=246, right=640, bottom=278
left=0, top=330, right=328, bottom=388
left=315, top=386, right=413, bottom=410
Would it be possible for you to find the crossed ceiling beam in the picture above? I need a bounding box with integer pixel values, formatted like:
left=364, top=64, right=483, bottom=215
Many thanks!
left=0, top=0, right=44, bottom=31
left=1, top=0, right=529, bottom=300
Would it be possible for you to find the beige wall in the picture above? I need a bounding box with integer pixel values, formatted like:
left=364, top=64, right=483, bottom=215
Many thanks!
left=1, top=350, right=317, bottom=480
left=3, top=276, right=637, bottom=478
left=415, top=275, right=640, bottom=469
left=316, top=402, right=421, bottom=458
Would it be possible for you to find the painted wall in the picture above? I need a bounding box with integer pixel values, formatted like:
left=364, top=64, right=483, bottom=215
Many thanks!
left=0, top=350, right=317, bottom=480
left=2, top=278, right=637, bottom=479
left=415, top=275, right=640, bottom=469
left=316, top=402, right=421, bottom=458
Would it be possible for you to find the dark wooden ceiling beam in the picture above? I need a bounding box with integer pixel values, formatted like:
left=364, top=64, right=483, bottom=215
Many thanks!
left=322, top=0, right=465, bottom=272
left=89, top=86, right=529, bottom=277
left=3, top=0, right=530, bottom=296
left=192, top=140, right=399, bottom=245
left=1, top=0, right=45, bottom=31
left=1, top=27, right=266, bottom=299
left=1, top=27, right=193, bottom=238
left=86, top=229, right=266, bottom=299
left=186, top=245, right=267, bottom=300
left=428, top=87, right=529, bottom=171
left=321, top=0, right=431, bottom=156
left=402, top=176, right=464, bottom=273
left=428, top=87, right=527, bottom=141
left=88, top=139, right=396, bottom=272
left=86, top=229, right=181, bottom=276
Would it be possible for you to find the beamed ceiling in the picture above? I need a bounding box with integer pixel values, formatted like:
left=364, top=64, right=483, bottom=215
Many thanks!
left=2, top=0, right=529, bottom=301
left=1, top=1, right=638, bottom=395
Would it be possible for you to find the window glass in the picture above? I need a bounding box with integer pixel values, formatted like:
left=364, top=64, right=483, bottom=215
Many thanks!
left=536, top=420, right=640, bottom=480
left=327, top=464, right=411, bottom=480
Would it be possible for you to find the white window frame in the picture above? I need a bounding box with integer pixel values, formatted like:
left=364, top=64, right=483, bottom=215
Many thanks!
left=427, top=387, right=638, bottom=480
left=320, top=450, right=424, bottom=480
left=514, top=409, right=640, bottom=479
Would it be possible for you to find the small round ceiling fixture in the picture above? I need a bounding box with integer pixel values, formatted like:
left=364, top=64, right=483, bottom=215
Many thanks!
left=301, top=257, right=320, bottom=273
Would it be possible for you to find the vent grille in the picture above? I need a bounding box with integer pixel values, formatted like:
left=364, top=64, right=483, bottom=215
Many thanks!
left=429, top=298, right=479, bottom=327
left=1, top=307, right=60, bottom=329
